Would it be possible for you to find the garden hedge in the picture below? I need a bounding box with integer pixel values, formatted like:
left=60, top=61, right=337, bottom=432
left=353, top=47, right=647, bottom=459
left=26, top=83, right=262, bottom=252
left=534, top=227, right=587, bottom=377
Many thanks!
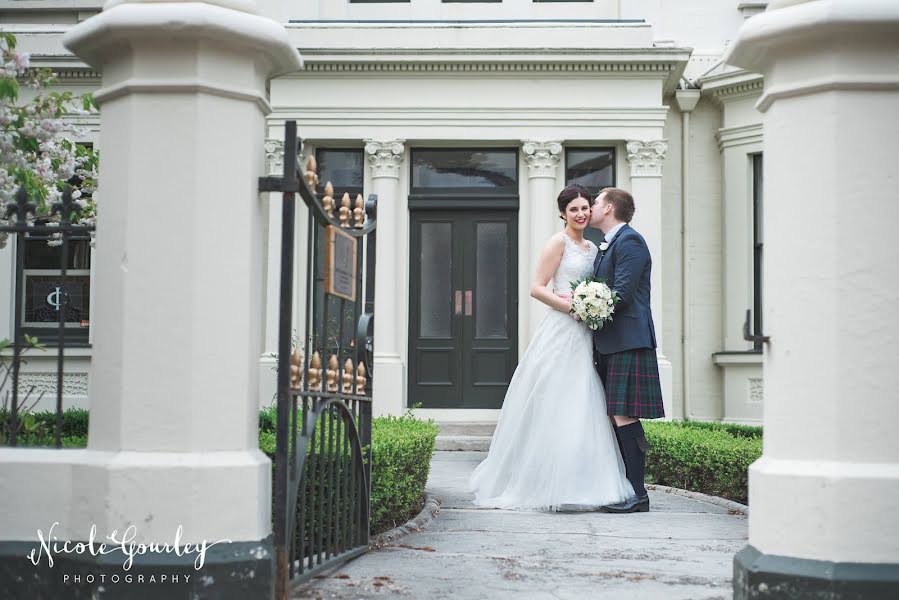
left=11, top=407, right=438, bottom=536
left=643, top=420, right=762, bottom=505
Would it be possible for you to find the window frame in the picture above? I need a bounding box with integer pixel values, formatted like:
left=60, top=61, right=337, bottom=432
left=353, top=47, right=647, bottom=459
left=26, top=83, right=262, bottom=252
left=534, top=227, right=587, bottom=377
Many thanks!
left=751, top=152, right=764, bottom=352
left=409, top=147, right=520, bottom=200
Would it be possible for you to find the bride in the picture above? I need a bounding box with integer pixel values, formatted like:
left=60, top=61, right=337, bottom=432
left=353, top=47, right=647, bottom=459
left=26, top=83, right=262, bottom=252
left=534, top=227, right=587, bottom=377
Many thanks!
left=470, top=184, right=635, bottom=511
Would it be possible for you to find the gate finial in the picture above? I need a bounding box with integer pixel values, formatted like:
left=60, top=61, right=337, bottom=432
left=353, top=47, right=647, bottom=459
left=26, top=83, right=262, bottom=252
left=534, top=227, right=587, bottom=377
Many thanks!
left=339, top=193, right=352, bottom=228
left=342, top=359, right=354, bottom=393
left=355, top=362, right=367, bottom=395
left=308, top=351, right=322, bottom=391
left=289, top=349, right=304, bottom=389
left=326, top=355, right=339, bottom=392
left=323, top=182, right=334, bottom=218
left=353, top=194, right=365, bottom=229
left=305, top=155, right=319, bottom=189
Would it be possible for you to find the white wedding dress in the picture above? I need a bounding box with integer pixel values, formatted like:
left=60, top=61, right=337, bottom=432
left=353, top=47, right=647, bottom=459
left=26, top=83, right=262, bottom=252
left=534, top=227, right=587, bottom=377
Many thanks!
left=470, top=232, right=635, bottom=511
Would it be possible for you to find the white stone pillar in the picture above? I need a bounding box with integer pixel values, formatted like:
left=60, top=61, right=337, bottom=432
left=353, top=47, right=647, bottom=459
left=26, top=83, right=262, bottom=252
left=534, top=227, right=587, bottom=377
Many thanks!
left=727, top=1, right=899, bottom=596
left=364, top=139, right=406, bottom=417
left=0, top=0, right=302, bottom=594
left=626, top=140, right=673, bottom=419
left=522, top=140, right=563, bottom=343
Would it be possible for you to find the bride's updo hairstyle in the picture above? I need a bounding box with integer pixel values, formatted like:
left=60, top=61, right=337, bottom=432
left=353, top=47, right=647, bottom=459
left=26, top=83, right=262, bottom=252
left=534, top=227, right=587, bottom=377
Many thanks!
left=557, top=184, right=594, bottom=220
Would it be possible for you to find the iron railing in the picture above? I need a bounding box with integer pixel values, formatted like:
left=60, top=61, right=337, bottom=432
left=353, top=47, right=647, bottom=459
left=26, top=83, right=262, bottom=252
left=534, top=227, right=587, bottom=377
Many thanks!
left=261, top=121, right=377, bottom=598
left=1, top=186, right=93, bottom=448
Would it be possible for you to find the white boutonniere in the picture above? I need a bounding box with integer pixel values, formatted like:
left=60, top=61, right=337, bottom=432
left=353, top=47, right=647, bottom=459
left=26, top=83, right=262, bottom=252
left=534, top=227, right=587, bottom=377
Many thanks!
left=599, top=242, right=610, bottom=252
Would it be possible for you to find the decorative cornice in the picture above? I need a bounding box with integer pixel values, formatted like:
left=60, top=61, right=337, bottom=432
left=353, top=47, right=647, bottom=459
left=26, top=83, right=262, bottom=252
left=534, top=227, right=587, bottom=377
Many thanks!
left=714, top=79, right=764, bottom=99
left=522, top=140, right=563, bottom=179
left=626, top=140, right=668, bottom=177
left=364, top=139, right=405, bottom=179
left=33, top=67, right=101, bottom=80
left=299, top=62, right=677, bottom=74
left=717, top=124, right=763, bottom=151
left=264, top=139, right=285, bottom=176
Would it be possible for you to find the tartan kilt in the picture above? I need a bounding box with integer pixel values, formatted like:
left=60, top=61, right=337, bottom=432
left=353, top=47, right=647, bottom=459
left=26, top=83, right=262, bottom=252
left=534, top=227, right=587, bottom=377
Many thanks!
left=597, top=348, right=665, bottom=419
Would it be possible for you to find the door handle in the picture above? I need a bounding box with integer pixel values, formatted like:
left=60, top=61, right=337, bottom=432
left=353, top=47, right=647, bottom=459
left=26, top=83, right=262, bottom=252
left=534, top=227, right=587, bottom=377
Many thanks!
left=455, top=290, right=462, bottom=316
left=464, top=290, right=472, bottom=317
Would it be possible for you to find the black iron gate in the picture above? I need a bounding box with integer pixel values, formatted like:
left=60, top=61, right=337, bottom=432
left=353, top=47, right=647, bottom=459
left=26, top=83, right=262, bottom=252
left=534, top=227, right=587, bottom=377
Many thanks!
left=2, top=186, right=94, bottom=448
left=260, top=121, right=377, bottom=598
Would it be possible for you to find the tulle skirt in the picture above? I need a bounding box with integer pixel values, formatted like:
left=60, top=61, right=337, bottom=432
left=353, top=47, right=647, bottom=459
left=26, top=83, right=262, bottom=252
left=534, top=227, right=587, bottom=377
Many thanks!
left=469, top=309, right=634, bottom=511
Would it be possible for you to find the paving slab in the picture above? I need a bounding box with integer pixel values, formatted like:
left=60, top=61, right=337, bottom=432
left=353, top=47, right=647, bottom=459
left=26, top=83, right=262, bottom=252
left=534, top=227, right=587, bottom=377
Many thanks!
left=293, top=451, right=747, bottom=600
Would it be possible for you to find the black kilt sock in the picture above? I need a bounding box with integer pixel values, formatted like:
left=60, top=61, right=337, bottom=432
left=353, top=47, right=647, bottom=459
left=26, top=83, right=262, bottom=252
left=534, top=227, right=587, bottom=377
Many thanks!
left=617, top=421, right=648, bottom=498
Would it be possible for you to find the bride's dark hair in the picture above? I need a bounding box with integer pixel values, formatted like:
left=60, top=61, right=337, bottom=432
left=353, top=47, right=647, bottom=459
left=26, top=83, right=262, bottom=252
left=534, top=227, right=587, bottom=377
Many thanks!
left=557, top=184, right=594, bottom=219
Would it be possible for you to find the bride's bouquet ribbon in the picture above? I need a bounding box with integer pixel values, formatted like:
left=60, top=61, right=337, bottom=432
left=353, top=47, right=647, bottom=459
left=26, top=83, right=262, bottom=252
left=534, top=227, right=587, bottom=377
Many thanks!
left=569, top=277, right=619, bottom=331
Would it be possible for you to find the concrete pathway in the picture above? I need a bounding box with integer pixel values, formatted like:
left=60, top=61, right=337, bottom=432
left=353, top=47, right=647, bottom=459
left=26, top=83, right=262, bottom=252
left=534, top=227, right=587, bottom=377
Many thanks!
left=294, top=451, right=747, bottom=599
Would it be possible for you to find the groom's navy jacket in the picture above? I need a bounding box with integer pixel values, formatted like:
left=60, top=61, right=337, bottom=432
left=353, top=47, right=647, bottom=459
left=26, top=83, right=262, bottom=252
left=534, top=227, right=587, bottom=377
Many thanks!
left=592, top=224, right=657, bottom=355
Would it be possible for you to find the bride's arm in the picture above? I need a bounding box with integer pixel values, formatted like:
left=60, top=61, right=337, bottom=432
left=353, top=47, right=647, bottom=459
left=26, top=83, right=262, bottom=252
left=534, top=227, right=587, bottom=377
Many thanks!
left=529, top=234, right=571, bottom=313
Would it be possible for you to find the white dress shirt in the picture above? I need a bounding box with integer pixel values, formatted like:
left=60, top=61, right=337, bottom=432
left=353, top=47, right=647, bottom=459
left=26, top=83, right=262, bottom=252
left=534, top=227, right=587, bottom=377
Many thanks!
left=604, top=222, right=626, bottom=243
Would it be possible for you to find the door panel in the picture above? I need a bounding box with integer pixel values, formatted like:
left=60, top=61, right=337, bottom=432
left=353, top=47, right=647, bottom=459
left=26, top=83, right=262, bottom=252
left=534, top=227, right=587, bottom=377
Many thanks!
left=409, top=210, right=517, bottom=409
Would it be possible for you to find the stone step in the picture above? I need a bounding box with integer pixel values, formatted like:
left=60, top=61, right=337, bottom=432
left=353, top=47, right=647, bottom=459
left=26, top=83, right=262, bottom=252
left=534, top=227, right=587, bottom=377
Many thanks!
left=435, top=435, right=492, bottom=452
left=436, top=421, right=497, bottom=437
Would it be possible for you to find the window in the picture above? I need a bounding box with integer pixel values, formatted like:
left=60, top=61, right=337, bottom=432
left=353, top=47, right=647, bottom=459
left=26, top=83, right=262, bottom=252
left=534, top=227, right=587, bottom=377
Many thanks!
left=752, top=153, right=763, bottom=351
left=17, top=233, right=91, bottom=346
left=565, top=147, right=616, bottom=246
left=316, top=148, right=364, bottom=200
left=411, top=149, right=518, bottom=191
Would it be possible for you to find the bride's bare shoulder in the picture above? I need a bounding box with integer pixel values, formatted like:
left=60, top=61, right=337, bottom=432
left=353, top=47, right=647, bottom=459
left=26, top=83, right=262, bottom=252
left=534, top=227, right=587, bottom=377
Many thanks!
left=544, top=232, right=566, bottom=251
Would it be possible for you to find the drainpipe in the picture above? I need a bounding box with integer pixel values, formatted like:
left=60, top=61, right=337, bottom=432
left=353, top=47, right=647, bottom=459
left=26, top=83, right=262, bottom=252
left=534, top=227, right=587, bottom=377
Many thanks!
left=673, top=89, right=700, bottom=421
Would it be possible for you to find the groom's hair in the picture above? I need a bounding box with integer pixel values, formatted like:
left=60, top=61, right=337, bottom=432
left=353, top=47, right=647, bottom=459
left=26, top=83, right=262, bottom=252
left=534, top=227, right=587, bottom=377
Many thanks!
left=600, top=187, right=635, bottom=223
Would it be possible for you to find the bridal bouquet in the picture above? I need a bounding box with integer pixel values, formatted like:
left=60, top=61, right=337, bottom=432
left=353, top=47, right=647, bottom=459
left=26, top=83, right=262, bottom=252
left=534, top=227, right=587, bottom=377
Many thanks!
left=569, top=277, right=619, bottom=331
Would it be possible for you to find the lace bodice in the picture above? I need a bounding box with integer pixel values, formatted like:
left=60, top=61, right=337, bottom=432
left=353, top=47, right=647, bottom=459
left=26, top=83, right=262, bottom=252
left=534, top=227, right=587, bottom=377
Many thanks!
left=552, top=232, right=598, bottom=293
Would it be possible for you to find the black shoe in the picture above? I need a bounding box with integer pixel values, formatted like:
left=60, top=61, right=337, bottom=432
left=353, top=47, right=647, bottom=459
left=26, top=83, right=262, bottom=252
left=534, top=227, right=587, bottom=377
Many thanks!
left=599, top=495, right=649, bottom=514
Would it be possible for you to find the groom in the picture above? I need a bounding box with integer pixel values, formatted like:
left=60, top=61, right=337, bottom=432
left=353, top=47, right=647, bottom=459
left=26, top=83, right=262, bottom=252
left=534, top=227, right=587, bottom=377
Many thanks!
left=589, top=187, right=664, bottom=513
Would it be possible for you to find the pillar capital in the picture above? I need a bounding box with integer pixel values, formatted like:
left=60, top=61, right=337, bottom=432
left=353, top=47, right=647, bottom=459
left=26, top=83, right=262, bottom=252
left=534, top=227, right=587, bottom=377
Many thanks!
left=626, top=139, right=668, bottom=178
left=264, top=138, right=284, bottom=176
left=522, top=140, right=563, bottom=179
left=364, top=139, right=405, bottom=179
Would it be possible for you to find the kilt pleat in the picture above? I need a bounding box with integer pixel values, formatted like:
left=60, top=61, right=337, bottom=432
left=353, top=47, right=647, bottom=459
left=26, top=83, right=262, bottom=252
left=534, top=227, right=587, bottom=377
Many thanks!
left=599, top=348, right=665, bottom=419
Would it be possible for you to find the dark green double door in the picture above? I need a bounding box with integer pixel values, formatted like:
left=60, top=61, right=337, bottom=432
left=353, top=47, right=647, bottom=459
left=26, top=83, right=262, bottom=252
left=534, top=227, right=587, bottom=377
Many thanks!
left=409, top=210, right=518, bottom=408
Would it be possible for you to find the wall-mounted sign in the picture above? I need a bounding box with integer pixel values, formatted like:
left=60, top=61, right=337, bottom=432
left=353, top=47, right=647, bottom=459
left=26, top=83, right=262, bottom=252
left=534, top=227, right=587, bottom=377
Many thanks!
left=324, top=226, right=357, bottom=301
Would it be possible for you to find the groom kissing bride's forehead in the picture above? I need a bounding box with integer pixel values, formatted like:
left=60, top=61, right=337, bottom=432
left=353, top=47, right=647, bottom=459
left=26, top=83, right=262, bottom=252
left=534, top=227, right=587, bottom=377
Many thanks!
left=590, top=186, right=664, bottom=514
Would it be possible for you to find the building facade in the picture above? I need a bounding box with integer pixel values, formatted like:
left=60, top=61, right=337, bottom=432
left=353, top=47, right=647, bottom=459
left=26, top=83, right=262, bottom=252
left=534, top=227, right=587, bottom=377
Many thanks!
left=0, top=0, right=769, bottom=423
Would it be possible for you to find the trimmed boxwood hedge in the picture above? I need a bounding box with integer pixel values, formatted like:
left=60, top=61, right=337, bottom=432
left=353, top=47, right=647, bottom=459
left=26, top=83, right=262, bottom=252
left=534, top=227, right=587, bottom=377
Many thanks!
left=11, top=407, right=438, bottom=536
left=369, top=413, right=439, bottom=533
left=644, top=420, right=762, bottom=505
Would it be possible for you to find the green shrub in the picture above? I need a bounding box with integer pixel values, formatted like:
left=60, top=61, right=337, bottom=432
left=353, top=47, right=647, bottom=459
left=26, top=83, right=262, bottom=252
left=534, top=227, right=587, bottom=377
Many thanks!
left=644, top=421, right=762, bottom=505
left=9, top=407, right=439, bottom=537
left=0, top=407, right=90, bottom=445
left=369, top=413, right=439, bottom=534
left=675, top=420, right=762, bottom=439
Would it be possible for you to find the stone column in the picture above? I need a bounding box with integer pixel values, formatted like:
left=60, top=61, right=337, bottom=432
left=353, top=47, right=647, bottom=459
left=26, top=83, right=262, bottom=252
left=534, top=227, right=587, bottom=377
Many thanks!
left=626, top=140, right=673, bottom=419
left=727, top=1, right=899, bottom=596
left=522, top=140, right=563, bottom=342
left=0, top=0, right=302, bottom=596
left=364, top=139, right=406, bottom=417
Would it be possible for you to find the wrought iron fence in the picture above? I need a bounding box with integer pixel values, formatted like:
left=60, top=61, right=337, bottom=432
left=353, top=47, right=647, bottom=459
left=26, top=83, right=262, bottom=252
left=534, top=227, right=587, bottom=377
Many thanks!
left=1, top=186, right=94, bottom=448
left=260, top=121, right=377, bottom=598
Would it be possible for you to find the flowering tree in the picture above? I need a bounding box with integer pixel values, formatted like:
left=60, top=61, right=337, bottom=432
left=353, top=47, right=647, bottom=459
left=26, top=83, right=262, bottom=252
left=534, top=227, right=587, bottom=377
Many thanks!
left=0, top=32, right=99, bottom=248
